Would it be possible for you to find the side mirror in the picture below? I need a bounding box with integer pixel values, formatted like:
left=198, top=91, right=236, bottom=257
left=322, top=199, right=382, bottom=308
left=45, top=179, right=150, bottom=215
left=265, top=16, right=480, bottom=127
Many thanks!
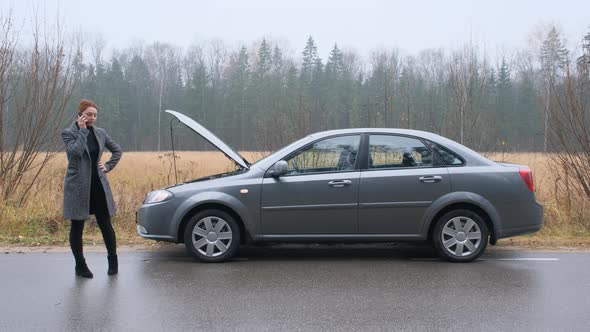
left=268, top=160, right=288, bottom=177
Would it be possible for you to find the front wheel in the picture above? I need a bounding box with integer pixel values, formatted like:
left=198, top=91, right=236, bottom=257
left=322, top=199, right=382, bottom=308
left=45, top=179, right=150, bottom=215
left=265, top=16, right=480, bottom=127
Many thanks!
left=184, top=209, right=241, bottom=262
left=432, top=209, right=489, bottom=262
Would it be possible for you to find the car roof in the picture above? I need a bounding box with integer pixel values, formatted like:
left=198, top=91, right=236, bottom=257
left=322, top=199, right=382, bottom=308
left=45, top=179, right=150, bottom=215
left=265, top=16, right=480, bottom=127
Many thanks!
left=308, top=128, right=444, bottom=140
left=254, top=127, right=495, bottom=169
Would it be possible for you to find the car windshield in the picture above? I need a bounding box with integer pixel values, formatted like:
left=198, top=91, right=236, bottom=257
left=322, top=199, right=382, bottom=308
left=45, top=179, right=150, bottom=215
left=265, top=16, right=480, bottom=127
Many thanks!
left=250, top=134, right=316, bottom=166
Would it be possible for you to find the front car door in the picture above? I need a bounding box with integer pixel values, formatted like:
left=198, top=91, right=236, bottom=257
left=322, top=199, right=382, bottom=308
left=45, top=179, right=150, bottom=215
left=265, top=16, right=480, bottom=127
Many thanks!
left=261, top=135, right=362, bottom=235
left=359, top=134, right=451, bottom=235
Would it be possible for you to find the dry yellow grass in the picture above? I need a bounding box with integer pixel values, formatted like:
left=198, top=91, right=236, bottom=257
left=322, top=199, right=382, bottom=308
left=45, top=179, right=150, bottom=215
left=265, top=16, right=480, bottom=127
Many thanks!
left=0, top=151, right=267, bottom=245
left=0, top=151, right=588, bottom=246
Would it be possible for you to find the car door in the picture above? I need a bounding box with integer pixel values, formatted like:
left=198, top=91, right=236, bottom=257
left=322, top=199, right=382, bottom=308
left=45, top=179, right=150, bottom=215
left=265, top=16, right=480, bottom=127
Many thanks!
left=261, top=135, right=362, bottom=235
left=358, top=134, right=451, bottom=234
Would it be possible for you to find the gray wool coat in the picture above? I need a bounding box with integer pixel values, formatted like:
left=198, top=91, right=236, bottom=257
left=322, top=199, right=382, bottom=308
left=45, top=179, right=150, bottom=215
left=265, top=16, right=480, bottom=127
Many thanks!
left=62, top=122, right=122, bottom=220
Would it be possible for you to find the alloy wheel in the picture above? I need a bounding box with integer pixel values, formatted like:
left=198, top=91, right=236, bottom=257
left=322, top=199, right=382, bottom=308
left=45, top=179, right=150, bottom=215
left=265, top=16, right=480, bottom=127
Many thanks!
left=441, top=216, right=482, bottom=257
left=191, top=216, right=233, bottom=257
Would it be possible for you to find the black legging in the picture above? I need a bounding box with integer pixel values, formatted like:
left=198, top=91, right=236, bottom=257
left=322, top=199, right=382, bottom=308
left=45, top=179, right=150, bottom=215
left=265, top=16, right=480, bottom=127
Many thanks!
left=70, top=211, right=117, bottom=262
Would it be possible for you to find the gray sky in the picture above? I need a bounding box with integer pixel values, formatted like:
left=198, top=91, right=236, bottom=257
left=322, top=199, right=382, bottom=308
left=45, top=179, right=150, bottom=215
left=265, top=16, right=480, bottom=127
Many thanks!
left=2, top=0, right=589, bottom=59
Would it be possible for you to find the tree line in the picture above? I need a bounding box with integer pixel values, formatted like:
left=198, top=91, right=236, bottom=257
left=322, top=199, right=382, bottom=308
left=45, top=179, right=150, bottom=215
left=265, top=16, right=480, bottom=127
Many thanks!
left=61, top=27, right=586, bottom=153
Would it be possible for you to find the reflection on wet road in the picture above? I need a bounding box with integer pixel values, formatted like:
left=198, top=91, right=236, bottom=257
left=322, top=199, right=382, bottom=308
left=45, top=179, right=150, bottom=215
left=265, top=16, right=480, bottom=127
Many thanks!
left=1, top=244, right=589, bottom=331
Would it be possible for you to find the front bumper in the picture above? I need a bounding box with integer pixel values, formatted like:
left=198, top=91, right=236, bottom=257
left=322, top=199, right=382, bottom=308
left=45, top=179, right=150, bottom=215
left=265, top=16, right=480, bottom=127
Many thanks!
left=136, top=201, right=178, bottom=242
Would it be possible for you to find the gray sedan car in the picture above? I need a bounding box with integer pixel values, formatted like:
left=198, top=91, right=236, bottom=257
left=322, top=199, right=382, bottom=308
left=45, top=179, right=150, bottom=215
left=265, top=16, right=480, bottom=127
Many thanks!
left=137, top=110, right=543, bottom=262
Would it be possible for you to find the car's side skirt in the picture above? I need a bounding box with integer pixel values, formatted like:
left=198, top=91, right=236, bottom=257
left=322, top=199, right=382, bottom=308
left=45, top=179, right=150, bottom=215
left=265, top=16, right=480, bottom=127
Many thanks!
left=254, top=234, right=425, bottom=242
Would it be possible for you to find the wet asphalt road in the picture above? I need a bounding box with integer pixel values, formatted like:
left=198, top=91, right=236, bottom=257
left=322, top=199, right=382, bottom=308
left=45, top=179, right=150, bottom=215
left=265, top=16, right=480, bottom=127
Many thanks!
left=1, top=244, right=590, bottom=331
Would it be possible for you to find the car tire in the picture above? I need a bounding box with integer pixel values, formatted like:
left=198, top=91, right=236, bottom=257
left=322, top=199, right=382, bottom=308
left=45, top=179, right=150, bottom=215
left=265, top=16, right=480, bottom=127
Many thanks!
left=432, top=209, right=489, bottom=262
left=184, top=209, right=241, bottom=263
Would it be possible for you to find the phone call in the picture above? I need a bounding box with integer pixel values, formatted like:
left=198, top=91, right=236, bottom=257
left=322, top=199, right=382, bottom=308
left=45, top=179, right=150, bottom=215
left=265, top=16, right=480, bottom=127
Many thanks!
left=78, top=112, right=87, bottom=125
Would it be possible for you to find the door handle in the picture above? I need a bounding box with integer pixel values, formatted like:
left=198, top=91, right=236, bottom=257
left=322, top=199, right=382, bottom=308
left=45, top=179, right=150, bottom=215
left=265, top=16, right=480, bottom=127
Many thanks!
left=419, top=176, right=442, bottom=183
left=328, top=180, right=352, bottom=187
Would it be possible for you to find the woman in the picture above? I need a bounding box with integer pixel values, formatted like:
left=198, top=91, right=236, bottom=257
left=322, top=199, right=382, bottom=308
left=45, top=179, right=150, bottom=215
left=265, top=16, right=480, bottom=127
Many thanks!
left=62, top=99, right=122, bottom=278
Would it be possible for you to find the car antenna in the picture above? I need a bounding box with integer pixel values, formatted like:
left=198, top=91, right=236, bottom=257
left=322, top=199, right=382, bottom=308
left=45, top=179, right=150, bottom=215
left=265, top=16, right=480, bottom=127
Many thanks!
left=170, top=117, right=179, bottom=184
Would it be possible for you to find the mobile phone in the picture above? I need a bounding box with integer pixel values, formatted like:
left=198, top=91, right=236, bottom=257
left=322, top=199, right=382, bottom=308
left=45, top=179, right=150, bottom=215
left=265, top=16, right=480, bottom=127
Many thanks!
left=77, top=112, right=87, bottom=125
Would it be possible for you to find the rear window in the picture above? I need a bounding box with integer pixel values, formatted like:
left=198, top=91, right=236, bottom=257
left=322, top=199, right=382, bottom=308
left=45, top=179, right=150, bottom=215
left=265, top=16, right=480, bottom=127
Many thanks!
left=368, top=135, right=433, bottom=169
left=427, top=141, right=464, bottom=166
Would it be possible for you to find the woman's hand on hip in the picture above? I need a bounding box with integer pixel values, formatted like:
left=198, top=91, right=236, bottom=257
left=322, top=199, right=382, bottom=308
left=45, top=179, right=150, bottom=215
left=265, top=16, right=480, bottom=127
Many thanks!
left=98, top=162, right=108, bottom=172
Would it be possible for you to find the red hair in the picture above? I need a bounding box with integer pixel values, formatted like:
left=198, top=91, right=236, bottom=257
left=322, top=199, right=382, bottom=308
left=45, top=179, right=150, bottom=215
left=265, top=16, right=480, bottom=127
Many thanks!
left=77, top=99, right=98, bottom=113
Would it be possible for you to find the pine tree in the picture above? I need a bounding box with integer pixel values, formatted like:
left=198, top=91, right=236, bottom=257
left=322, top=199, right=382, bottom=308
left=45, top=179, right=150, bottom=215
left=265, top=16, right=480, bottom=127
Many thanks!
left=540, top=27, right=569, bottom=84
left=227, top=46, right=250, bottom=149
left=271, top=45, right=283, bottom=75
left=255, top=39, right=272, bottom=80
left=496, top=58, right=513, bottom=143
left=301, top=36, right=318, bottom=87
left=577, top=30, right=590, bottom=78
left=310, top=57, right=325, bottom=130
left=126, top=54, right=153, bottom=150
left=325, top=44, right=344, bottom=128
left=497, top=59, right=511, bottom=91
left=326, top=43, right=343, bottom=77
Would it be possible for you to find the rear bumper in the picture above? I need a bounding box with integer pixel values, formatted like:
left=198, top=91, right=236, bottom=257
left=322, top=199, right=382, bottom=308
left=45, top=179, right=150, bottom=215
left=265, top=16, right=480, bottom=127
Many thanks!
left=497, top=223, right=543, bottom=238
left=496, top=201, right=543, bottom=239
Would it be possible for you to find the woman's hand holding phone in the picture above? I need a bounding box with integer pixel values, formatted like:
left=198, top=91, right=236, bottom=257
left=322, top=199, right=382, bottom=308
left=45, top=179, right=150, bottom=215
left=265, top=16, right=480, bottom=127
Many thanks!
left=77, top=112, right=87, bottom=129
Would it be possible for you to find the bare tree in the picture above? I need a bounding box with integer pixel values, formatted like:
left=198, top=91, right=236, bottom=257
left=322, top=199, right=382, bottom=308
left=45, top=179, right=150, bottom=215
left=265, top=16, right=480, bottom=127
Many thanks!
left=203, top=39, right=227, bottom=136
left=448, top=44, right=488, bottom=146
left=0, top=11, right=18, bottom=199
left=145, top=42, right=180, bottom=151
left=539, top=26, right=568, bottom=152
left=418, top=49, right=447, bottom=132
left=0, top=12, right=77, bottom=205
left=549, top=59, right=590, bottom=201
left=399, top=56, right=416, bottom=129
left=341, top=48, right=362, bottom=127
left=90, top=34, right=106, bottom=72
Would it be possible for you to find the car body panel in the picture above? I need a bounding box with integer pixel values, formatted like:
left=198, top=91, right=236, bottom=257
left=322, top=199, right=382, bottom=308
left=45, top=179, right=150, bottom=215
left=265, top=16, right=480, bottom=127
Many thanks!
left=447, top=165, right=539, bottom=231
left=165, top=110, right=250, bottom=169
left=137, top=168, right=264, bottom=241
left=359, top=167, right=451, bottom=234
left=418, top=191, right=503, bottom=239
left=261, top=171, right=361, bottom=234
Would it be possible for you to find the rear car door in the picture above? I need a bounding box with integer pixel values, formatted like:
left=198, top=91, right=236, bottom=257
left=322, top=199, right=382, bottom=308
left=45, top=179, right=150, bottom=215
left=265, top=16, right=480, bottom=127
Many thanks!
left=358, top=134, right=451, bottom=234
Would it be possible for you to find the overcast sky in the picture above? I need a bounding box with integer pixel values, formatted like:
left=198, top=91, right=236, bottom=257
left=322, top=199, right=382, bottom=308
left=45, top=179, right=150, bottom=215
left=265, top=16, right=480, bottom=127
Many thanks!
left=2, top=0, right=589, bottom=59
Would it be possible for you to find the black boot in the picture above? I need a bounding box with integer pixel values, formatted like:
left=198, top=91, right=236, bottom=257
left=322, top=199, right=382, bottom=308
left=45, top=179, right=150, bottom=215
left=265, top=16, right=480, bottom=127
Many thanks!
left=107, top=255, right=118, bottom=275
left=75, top=259, right=93, bottom=278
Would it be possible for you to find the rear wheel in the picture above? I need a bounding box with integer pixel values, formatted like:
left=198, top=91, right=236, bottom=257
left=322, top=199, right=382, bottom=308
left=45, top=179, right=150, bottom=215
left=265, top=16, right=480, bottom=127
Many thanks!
left=432, top=209, right=488, bottom=262
left=184, top=209, right=240, bottom=262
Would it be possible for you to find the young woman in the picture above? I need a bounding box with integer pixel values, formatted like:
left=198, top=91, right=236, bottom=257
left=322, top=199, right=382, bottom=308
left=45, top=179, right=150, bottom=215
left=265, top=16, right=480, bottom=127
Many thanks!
left=62, top=99, right=122, bottom=278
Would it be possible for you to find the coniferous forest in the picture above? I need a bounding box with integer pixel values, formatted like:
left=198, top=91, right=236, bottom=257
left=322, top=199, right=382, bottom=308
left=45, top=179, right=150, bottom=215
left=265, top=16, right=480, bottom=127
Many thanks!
left=59, top=28, right=588, bottom=153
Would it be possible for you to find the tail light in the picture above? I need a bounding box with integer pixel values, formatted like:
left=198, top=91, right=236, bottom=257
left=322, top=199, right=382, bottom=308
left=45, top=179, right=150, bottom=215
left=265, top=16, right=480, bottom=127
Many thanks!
left=519, top=168, right=535, bottom=192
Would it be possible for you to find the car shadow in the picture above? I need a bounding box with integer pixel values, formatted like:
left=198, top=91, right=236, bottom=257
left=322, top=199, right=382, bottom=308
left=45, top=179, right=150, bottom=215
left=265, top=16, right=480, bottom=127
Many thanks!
left=144, top=242, right=442, bottom=262
left=237, top=242, right=440, bottom=261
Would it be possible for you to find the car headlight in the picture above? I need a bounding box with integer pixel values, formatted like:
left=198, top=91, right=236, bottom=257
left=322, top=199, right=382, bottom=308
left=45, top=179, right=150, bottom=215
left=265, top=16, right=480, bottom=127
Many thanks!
left=143, top=190, right=174, bottom=204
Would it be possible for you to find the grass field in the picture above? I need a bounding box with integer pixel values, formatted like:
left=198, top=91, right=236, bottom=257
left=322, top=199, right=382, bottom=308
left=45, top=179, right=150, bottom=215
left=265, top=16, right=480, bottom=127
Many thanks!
left=0, top=151, right=588, bottom=247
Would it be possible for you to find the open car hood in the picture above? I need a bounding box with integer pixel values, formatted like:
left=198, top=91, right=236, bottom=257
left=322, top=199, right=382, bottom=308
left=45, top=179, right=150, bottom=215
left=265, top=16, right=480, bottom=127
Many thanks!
left=165, top=110, right=249, bottom=169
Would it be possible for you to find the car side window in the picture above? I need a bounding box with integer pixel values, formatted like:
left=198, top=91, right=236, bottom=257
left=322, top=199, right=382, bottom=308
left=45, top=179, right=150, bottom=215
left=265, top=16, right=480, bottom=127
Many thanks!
left=427, top=141, right=464, bottom=166
left=285, top=135, right=361, bottom=175
left=368, top=135, right=433, bottom=169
